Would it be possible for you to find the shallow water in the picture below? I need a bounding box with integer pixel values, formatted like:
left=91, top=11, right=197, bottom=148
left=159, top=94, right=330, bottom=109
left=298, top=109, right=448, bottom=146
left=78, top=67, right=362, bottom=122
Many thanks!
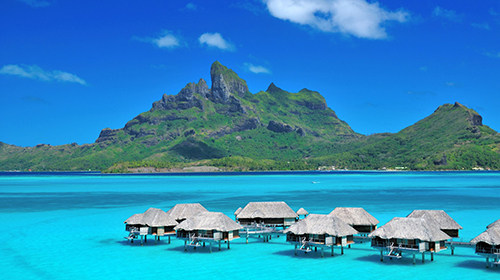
left=0, top=171, right=499, bottom=279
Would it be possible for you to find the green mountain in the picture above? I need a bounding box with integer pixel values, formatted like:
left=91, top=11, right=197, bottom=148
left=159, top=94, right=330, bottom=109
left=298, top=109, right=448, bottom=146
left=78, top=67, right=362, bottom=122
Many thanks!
left=1, top=62, right=499, bottom=172
left=315, top=102, right=500, bottom=170
left=0, top=61, right=359, bottom=171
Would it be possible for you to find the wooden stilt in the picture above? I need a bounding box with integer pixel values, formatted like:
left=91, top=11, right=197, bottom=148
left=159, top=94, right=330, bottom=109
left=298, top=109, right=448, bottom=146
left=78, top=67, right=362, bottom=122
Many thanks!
left=168, top=236, right=171, bottom=244
left=413, top=254, right=416, bottom=265
left=145, top=235, right=147, bottom=243
left=155, top=236, right=157, bottom=245
left=203, top=242, right=205, bottom=247
left=228, top=241, right=230, bottom=249
left=331, top=246, right=334, bottom=256
left=348, top=244, right=351, bottom=249
left=380, top=250, right=383, bottom=262
left=210, top=242, right=212, bottom=253
left=321, top=247, right=324, bottom=258
left=158, top=236, right=161, bottom=242
left=315, top=247, right=317, bottom=252
left=451, top=246, right=454, bottom=255
left=486, top=257, right=490, bottom=268
left=431, top=252, right=434, bottom=261
left=422, top=253, right=425, bottom=264
left=141, top=235, right=144, bottom=246
left=341, top=246, right=344, bottom=255
left=295, top=244, right=297, bottom=256
left=219, top=240, right=221, bottom=251
left=184, top=240, right=187, bottom=251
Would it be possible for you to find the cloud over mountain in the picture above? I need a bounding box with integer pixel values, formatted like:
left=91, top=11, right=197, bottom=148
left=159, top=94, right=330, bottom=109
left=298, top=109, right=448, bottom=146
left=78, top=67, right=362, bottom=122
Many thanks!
left=0, top=64, right=87, bottom=85
left=199, top=33, right=236, bottom=51
left=263, top=0, right=409, bottom=39
left=245, top=63, right=271, bottom=74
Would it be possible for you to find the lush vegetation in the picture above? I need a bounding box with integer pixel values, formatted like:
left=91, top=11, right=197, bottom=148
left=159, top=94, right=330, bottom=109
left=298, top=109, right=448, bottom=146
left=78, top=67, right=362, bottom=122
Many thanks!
left=1, top=62, right=499, bottom=173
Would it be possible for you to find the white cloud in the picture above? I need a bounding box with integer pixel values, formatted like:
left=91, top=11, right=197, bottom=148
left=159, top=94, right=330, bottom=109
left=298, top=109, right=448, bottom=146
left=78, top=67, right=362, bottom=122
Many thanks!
left=419, top=66, right=427, bottom=71
left=263, top=0, right=409, bottom=39
left=134, top=31, right=183, bottom=49
left=245, top=63, right=271, bottom=74
left=153, top=34, right=181, bottom=48
left=198, top=33, right=235, bottom=51
left=186, top=3, right=197, bottom=10
left=0, top=64, right=87, bottom=85
left=471, top=23, right=490, bottom=30
left=432, top=6, right=463, bottom=22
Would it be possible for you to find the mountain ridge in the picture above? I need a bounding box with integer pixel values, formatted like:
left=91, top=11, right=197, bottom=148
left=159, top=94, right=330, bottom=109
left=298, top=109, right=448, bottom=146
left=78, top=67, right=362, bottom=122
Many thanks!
left=1, top=62, right=499, bottom=172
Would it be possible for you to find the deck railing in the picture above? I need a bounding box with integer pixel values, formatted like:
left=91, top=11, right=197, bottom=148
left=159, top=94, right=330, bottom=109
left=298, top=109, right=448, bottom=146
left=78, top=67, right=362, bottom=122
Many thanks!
left=476, top=247, right=500, bottom=254
left=399, top=244, right=419, bottom=250
left=371, top=241, right=387, bottom=248
left=371, top=241, right=419, bottom=250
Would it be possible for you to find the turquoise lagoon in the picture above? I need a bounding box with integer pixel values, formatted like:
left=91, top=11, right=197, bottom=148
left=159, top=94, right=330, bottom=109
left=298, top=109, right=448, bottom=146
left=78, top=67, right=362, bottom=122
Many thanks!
left=0, top=171, right=499, bottom=279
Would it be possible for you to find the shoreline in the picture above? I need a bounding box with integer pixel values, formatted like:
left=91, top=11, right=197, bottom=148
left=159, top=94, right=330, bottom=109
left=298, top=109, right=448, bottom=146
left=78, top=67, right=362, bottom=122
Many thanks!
left=1, top=169, right=499, bottom=176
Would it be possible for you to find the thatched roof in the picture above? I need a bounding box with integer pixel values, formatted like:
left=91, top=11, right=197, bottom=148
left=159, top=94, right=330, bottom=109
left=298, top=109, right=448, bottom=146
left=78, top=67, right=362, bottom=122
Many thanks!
left=124, top=208, right=178, bottom=227
left=369, top=217, right=451, bottom=241
left=296, top=208, right=309, bottom=215
left=236, top=202, right=298, bottom=219
left=141, top=208, right=178, bottom=227
left=284, top=214, right=358, bottom=236
left=407, top=210, right=462, bottom=230
left=175, top=212, right=243, bottom=232
left=234, top=207, right=243, bottom=216
left=487, top=218, right=500, bottom=229
left=124, top=213, right=144, bottom=225
left=166, top=203, right=208, bottom=221
left=471, top=226, right=500, bottom=245
left=329, top=207, right=379, bottom=226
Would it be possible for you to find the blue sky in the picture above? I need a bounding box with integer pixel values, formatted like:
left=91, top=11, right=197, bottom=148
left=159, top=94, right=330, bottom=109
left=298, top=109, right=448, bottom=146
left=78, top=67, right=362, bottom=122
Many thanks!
left=1, top=0, right=499, bottom=147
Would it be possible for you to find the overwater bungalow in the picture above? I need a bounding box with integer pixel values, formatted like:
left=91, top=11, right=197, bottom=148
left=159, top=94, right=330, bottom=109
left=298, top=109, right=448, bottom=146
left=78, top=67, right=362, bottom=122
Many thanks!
left=296, top=207, right=309, bottom=219
left=236, top=201, right=298, bottom=242
left=471, top=221, right=500, bottom=268
left=407, top=210, right=462, bottom=238
left=124, top=207, right=178, bottom=245
left=165, top=203, right=209, bottom=223
left=234, top=207, right=243, bottom=219
left=369, top=217, right=451, bottom=264
left=284, top=214, right=358, bottom=258
left=407, top=209, right=462, bottom=254
left=175, top=211, right=243, bottom=253
left=236, top=201, right=298, bottom=228
left=329, top=207, right=379, bottom=235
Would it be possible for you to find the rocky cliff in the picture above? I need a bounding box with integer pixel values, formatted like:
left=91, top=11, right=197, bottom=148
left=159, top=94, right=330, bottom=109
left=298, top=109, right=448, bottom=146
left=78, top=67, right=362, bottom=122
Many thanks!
left=2, top=62, right=499, bottom=172
left=95, top=61, right=358, bottom=152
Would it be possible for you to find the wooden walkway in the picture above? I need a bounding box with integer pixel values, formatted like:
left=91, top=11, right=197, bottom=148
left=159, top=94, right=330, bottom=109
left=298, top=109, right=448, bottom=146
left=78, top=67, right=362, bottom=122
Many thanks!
left=447, top=241, right=474, bottom=247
